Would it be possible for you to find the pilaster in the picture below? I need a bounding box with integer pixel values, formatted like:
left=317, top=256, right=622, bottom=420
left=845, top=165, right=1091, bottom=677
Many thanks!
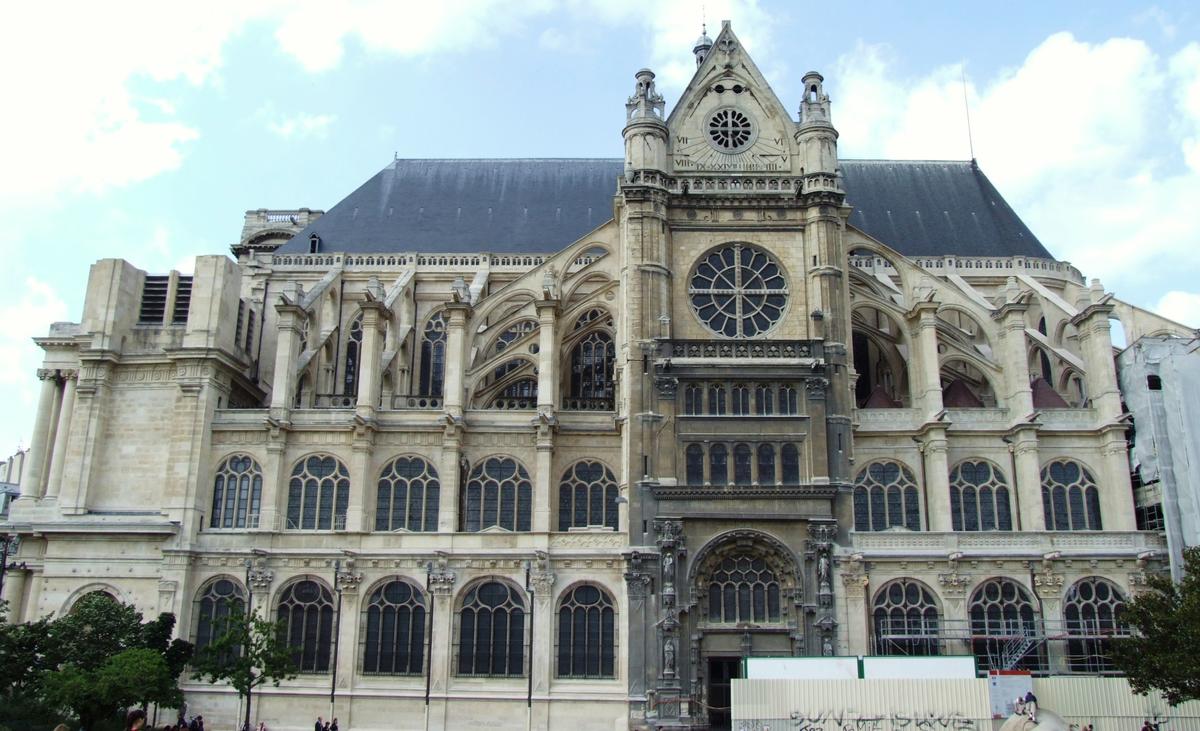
left=270, top=299, right=306, bottom=414
left=21, top=370, right=58, bottom=499
left=1011, top=427, right=1046, bottom=530
left=908, top=302, right=944, bottom=420
left=355, top=296, right=391, bottom=419
left=920, top=428, right=952, bottom=532
left=441, top=302, right=472, bottom=417
left=426, top=561, right=456, bottom=731
left=43, top=370, right=77, bottom=499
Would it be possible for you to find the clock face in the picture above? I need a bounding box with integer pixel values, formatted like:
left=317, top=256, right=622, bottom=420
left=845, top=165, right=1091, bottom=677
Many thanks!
left=672, top=107, right=789, bottom=172
left=707, top=108, right=754, bottom=152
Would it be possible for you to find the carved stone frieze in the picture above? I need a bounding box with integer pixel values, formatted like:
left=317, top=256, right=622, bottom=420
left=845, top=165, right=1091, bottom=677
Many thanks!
left=937, top=572, right=973, bottom=596
left=1032, top=570, right=1065, bottom=598
left=335, top=559, right=364, bottom=593
left=247, top=558, right=274, bottom=591
left=654, top=375, right=678, bottom=399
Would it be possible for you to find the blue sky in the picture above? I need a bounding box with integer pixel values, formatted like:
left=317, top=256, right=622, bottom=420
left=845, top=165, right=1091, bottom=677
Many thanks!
left=2, top=0, right=1198, bottom=455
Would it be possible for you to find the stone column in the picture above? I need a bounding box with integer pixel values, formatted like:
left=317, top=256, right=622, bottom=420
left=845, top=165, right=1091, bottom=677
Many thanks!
left=334, top=562, right=363, bottom=698
left=530, top=562, right=555, bottom=728
left=1, top=567, right=27, bottom=623
left=1012, top=428, right=1046, bottom=530
left=623, top=554, right=654, bottom=721
left=21, top=370, right=59, bottom=499
left=921, top=429, right=953, bottom=531
left=441, top=303, right=472, bottom=417
left=261, top=434, right=288, bottom=532
left=909, top=302, right=944, bottom=419
left=839, top=558, right=869, bottom=655
left=1032, top=567, right=1066, bottom=674
left=355, top=298, right=391, bottom=418
left=936, top=570, right=973, bottom=657
left=347, top=437, right=372, bottom=532
left=533, top=423, right=555, bottom=533
left=43, top=370, right=77, bottom=500
left=59, top=363, right=112, bottom=515
left=426, top=564, right=457, bottom=731
left=993, top=292, right=1035, bottom=419
left=269, top=301, right=306, bottom=413
left=1071, top=289, right=1122, bottom=422
left=1100, top=429, right=1138, bottom=530
left=437, top=425, right=463, bottom=533
left=534, top=299, right=560, bottom=412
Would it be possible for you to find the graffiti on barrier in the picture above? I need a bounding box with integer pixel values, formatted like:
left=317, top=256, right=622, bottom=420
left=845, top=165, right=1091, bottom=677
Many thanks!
left=737, top=711, right=980, bottom=731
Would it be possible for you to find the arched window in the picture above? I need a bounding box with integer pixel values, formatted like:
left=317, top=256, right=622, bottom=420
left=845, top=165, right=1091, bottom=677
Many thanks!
left=706, top=554, right=781, bottom=624
left=853, top=461, right=921, bottom=532
left=490, top=320, right=538, bottom=380
left=755, top=384, right=774, bottom=415
left=569, top=330, right=615, bottom=404
left=375, top=456, right=439, bottom=532
left=210, top=455, right=263, bottom=529
left=950, top=461, right=1012, bottom=532
left=556, top=584, right=616, bottom=678
left=733, top=444, right=753, bottom=485
left=1041, top=460, right=1102, bottom=531
left=194, top=578, right=245, bottom=653
left=872, top=580, right=940, bottom=655
left=731, top=384, right=750, bottom=415
left=573, top=308, right=610, bottom=331
left=458, top=581, right=526, bottom=677
left=418, top=312, right=447, bottom=397
left=756, top=444, right=775, bottom=484
left=286, top=455, right=350, bottom=530
left=685, top=445, right=704, bottom=484
left=709, top=444, right=728, bottom=485
left=968, top=578, right=1044, bottom=673
left=558, top=461, right=618, bottom=531
left=684, top=384, right=703, bottom=415
left=780, top=385, right=798, bottom=414
left=490, top=377, right=537, bottom=407
left=780, top=444, right=800, bottom=484
left=277, top=580, right=335, bottom=673
left=343, top=312, right=363, bottom=396
left=362, top=580, right=427, bottom=675
left=463, top=457, right=532, bottom=532
left=708, top=385, right=726, bottom=415
left=1063, top=577, right=1127, bottom=673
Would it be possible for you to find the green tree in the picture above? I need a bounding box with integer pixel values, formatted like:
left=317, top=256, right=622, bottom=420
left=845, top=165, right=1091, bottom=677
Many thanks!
left=0, top=601, right=63, bottom=729
left=191, top=609, right=298, bottom=727
left=43, top=647, right=172, bottom=730
left=1112, top=546, right=1200, bottom=705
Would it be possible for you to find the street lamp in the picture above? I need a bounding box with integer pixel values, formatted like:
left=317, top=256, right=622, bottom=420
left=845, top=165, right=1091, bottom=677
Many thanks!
left=329, top=559, right=344, bottom=722
left=242, top=557, right=253, bottom=731
left=0, top=533, right=23, bottom=598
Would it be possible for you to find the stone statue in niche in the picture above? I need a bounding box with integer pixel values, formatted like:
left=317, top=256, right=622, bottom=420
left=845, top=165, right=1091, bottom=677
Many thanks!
left=822, top=636, right=834, bottom=656
left=817, top=554, right=830, bottom=590
left=664, top=636, right=676, bottom=676
left=662, top=552, right=674, bottom=589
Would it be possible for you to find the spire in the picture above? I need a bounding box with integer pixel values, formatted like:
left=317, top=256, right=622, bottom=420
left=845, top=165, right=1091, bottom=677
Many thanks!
left=692, top=24, right=713, bottom=66
left=625, top=68, right=665, bottom=123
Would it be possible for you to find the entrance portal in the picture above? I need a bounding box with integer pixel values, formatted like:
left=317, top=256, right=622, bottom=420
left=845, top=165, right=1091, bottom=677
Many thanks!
left=706, top=656, right=741, bottom=730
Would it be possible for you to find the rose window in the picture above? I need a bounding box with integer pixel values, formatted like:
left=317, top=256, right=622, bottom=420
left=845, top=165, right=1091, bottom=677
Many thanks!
left=707, top=108, right=753, bottom=150
left=689, top=244, right=788, bottom=337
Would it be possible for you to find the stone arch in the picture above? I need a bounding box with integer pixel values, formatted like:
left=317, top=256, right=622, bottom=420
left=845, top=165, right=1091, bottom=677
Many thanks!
left=846, top=239, right=912, bottom=296
left=688, top=529, right=802, bottom=625
left=62, top=582, right=124, bottom=615
left=936, top=305, right=994, bottom=359
left=851, top=302, right=911, bottom=407
left=940, top=355, right=998, bottom=407
left=561, top=272, right=615, bottom=311
left=870, top=578, right=944, bottom=655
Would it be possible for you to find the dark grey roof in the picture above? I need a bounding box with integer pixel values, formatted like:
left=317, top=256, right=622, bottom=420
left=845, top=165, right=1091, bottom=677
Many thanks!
left=839, top=159, right=1051, bottom=258
left=278, top=158, right=1052, bottom=259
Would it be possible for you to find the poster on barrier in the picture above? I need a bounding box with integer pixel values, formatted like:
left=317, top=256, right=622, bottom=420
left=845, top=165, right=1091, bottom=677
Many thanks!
left=988, top=670, right=1033, bottom=719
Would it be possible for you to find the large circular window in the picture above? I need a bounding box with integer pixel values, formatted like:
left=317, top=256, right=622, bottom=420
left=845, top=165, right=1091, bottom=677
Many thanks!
left=689, top=244, right=788, bottom=337
left=707, top=108, right=753, bottom=151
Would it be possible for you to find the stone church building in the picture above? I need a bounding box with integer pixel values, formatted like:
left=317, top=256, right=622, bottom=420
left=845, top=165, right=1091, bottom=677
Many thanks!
left=3, top=22, right=1193, bottom=731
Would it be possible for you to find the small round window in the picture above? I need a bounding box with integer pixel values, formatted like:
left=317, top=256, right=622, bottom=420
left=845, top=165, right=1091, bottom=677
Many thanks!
left=707, top=108, right=753, bottom=151
left=689, top=244, right=788, bottom=338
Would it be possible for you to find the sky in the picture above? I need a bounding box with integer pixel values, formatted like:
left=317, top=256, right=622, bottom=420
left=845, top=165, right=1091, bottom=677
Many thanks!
left=1, top=0, right=1198, bottom=455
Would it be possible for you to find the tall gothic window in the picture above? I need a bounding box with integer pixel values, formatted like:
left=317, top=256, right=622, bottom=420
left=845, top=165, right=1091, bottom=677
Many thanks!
left=419, top=312, right=447, bottom=397
left=968, top=578, right=1044, bottom=673
left=731, top=384, right=750, bottom=415
left=755, top=384, right=774, bottom=414
left=556, top=584, right=616, bottom=678
left=1041, top=459, right=1103, bottom=531
left=210, top=455, right=262, bottom=529
left=463, top=457, right=532, bottom=532
left=343, top=312, right=363, bottom=396
left=277, top=580, right=335, bottom=673
left=286, top=455, right=350, bottom=531
left=872, top=580, right=940, bottom=655
left=684, top=385, right=703, bottom=415
left=375, top=456, right=439, bottom=532
left=950, top=460, right=1013, bottom=531
left=733, top=444, right=753, bottom=485
left=756, top=444, right=775, bottom=484
left=853, top=461, right=921, bottom=532
left=1064, top=577, right=1126, bottom=673
left=706, top=553, right=781, bottom=624
left=491, top=320, right=538, bottom=381
left=685, top=445, right=705, bottom=484
left=780, top=444, right=800, bottom=484
left=558, top=461, right=618, bottom=531
left=194, top=578, right=245, bottom=653
left=457, top=581, right=526, bottom=677
left=569, top=330, right=615, bottom=404
left=709, top=444, right=728, bottom=485
left=780, top=385, right=799, bottom=414
left=708, top=384, right=726, bottom=415
left=362, top=580, right=427, bottom=675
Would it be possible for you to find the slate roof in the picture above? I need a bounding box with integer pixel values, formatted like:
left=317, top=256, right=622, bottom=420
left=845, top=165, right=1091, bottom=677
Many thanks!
left=278, top=158, right=1052, bottom=259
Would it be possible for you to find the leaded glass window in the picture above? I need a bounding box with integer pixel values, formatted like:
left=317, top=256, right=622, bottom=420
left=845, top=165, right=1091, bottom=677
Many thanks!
left=375, top=456, right=439, bottom=532
left=689, top=243, right=788, bottom=337
left=781, top=444, right=800, bottom=484
left=286, top=455, right=350, bottom=531
left=756, top=444, right=776, bottom=484
left=343, top=312, right=363, bottom=396
left=491, top=320, right=537, bottom=380
left=710, top=444, right=728, bottom=485
left=458, top=581, right=526, bottom=677
left=556, top=584, right=616, bottom=678
left=463, top=457, right=532, bottom=532
left=853, top=461, right=921, bottom=532
left=872, top=579, right=940, bottom=655
left=210, top=455, right=262, bottom=529
left=684, top=385, right=703, bottom=415
left=780, top=385, right=799, bottom=414
left=573, top=308, right=611, bottom=331
left=708, top=384, right=726, bottom=415
left=733, top=443, right=753, bottom=485
left=419, top=312, right=447, bottom=397
left=950, top=461, right=1012, bottom=532
left=277, top=580, right=335, bottom=673
left=558, top=461, right=618, bottom=530
left=969, top=578, right=1044, bottom=673
left=194, top=578, right=245, bottom=653
left=755, top=384, right=774, bottom=415
left=706, top=554, right=781, bottom=624
left=686, top=445, right=705, bottom=484
left=570, top=330, right=615, bottom=401
left=362, top=580, right=426, bottom=675
left=1064, top=577, right=1126, bottom=673
left=731, top=384, right=751, bottom=415
left=1041, top=460, right=1102, bottom=531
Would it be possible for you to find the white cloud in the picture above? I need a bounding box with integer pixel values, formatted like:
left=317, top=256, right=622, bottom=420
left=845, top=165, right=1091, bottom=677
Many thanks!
left=0, top=279, right=69, bottom=452
left=833, top=34, right=1200, bottom=309
left=1154, top=291, right=1200, bottom=328
left=266, top=112, right=337, bottom=140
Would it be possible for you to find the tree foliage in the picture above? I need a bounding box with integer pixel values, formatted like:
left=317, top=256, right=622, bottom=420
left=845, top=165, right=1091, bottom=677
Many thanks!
left=1112, top=546, right=1200, bottom=705
left=191, top=609, right=297, bottom=700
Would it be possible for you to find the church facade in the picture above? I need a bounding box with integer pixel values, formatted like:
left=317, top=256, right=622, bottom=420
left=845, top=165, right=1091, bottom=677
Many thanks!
left=2, top=22, right=1191, bottom=731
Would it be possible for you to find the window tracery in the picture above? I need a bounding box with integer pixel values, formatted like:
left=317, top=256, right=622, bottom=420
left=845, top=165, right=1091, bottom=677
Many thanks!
left=343, top=312, right=363, bottom=396
left=458, top=581, right=526, bottom=677
left=286, top=455, right=350, bottom=531
left=362, top=580, right=427, bottom=675
left=1063, top=577, right=1126, bottom=673
left=558, top=461, right=618, bottom=531
left=210, top=454, right=262, bottom=529
left=1041, top=459, right=1102, bottom=531
left=375, top=456, right=439, bottom=532
left=418, top=312, right=447, bottom=397
left=277, top=579, right=335, bottom=673
left=556, top=584, right=616, bottom=678
left=194, top=578, right=245, bottom=653
left=463, top=457, right=532, bottom=532
left=853, top=461, right=921, bottom=532
left=950, top=460, right=1012, bottom=531
left=689, top=244, right=788, bottom=337
left=706, top=554, right=781, bottom=624
left=968, top=578, right=1044, bottom=673
left=872, top=579, right=940, bottom=655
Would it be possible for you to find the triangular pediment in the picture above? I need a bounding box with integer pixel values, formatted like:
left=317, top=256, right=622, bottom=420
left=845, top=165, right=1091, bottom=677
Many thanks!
left=666, top=21, right=800, bottom=175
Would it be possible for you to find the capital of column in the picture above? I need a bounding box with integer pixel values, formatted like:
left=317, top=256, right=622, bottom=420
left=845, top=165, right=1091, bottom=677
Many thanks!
left=443, top=301, right=472, bottom=325
left=36, top=368, right=57, bottom=381
left=906, top=300, right=940, bottom=327
left=534, top=298, right=560, bottom=319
